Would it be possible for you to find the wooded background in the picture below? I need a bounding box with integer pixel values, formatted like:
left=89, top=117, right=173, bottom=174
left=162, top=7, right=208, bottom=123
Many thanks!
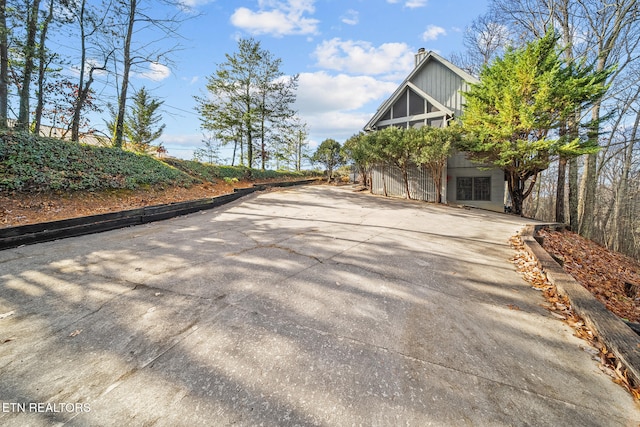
left=451, top=0, right=640, bottom=261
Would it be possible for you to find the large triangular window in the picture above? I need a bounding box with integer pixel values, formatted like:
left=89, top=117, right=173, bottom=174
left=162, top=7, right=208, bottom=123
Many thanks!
left=392, top=91, right=408, bottom=118
left=409, top=89, right=424, bottom=115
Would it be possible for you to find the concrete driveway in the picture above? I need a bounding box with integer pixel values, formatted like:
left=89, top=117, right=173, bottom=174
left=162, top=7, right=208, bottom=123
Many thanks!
left=1, top=185, right=638, bottom=426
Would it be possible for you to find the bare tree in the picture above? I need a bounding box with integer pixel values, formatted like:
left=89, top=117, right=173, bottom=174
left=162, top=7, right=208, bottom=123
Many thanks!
left=575, top=0, right=640, bottom=239
left=33, top=0, right=56, bottom=135
left=68, top=0, right=113, bottom=141
left=449, top=12, right=510, bottom=75
left=110, top=0, right=187, bottom=148
left=0, top=0, right=8, bottom=129
left=16, top=0, right=42, bottom=130
left=490, top=0, right=640, bottom=240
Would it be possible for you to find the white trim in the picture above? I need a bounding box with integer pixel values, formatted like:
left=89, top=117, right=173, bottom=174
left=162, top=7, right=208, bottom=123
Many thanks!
left=406, top=82, right=453, bottom=116
left=375, top=112, right=448, bottom=128
left=365, top=50, right=475, bottom=130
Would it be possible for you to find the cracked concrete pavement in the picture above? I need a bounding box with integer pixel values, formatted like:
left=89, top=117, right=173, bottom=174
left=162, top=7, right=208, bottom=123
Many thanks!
left=1, top=185, right=639, bottom=426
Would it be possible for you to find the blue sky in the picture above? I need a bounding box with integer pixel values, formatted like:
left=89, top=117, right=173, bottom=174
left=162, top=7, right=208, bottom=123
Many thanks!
left=108, top=0, right=490, bottom=160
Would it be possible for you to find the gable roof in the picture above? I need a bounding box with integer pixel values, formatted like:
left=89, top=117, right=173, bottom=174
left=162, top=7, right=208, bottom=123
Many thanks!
left=364, top=51, right=479, bottom=131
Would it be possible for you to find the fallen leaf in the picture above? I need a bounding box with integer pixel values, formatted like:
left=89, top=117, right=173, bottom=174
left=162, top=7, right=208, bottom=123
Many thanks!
left=0, top=311, right=15, bottom=319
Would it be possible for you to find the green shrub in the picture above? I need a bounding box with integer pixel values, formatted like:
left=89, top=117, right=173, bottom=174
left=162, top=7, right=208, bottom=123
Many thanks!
left=0, top=131, right=195, bottom=192
left=0, top=131, right=321, bottom=194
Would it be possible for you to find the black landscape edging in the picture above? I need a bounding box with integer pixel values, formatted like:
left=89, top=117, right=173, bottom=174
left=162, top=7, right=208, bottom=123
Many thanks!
left=0, top=178, right=318, bottom=250
left=521, top=224, right=640, bottom=387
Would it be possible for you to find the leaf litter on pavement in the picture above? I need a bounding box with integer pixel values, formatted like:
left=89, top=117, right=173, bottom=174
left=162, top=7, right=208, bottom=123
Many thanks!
left=509, top=233, right=640, bottom=400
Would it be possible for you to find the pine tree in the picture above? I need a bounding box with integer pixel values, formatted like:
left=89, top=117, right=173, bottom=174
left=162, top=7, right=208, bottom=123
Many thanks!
left=458, top=30, right=608, bottom=215
left=124, top=86, right=165, bottom=152
left=195, top=38, right=297, bottom=168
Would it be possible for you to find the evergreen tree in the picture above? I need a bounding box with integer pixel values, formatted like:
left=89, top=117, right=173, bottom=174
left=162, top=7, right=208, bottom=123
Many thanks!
left=342, top=132, right=374, bottom=188
left=458, top=31, right=608, bottom=215
left=411, top=125, right=460, bottom=204
left=376, top=126, right=418, bottom=199
left=124, top=86, right=165, bottom=152
left=195, top=38, right=297, bottom=168
left=312, top=138, right=343, bottom=182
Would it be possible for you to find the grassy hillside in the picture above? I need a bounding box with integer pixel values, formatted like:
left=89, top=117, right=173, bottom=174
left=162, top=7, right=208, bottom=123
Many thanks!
left=0, top=131, right=316, bottom=193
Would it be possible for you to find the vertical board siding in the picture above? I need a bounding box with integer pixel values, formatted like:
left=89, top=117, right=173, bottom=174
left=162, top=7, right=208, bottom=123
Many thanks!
left=371, top=163, right=438, bottom=201
left=410, top=60, right=468, bottom=116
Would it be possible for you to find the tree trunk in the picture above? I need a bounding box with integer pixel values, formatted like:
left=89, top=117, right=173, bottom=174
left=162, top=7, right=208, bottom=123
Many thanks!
left=568, top=156, right=579, bottom=231
left=17, top=0, right=42, bottom=131
left=114, top=0, right=136, bottom=148
left=402, top=165, right=411, bottom=199
left=231, top=139, right=237, bottom=166
left=0, top=0, right=8, bottom=129
left=555, top=155, right=567, bottom=223
left=507, top=170, right=538, bottom=217
left=431, top=163, right=444, bottom=204
left=296, top=134, right=302, bottom=171
left=260, top=94, right=266, bottom=170
left=34, top=0, right=55, bottom=135
left=534, top=175, right=542, bottom=218
left=434, top=168, right=442, bottom=204
left=71, top=0, right=87, bottom=142
left=578, top=103, right=601, bottom=238
left=382, top=164, right=388, bottom=196
left=614, top=108, right=639, bottom=251
left=247, top=128, right=253, bottom=169
left=507, top=173, right=524, bottom=216
left=369, top=170, right=373, bottom=194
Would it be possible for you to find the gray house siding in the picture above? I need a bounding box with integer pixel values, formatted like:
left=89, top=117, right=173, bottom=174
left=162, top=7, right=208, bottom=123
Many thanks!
left=364, top=50, right=506, bottom=213
left=409, top=60, right=471, bottom=117
left=446, top=153, right=505, bottom=212
left=371, top=163, right=443, bottom=202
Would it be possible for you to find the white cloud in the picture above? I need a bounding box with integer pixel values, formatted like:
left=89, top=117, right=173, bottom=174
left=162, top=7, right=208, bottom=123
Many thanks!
left=162, top=132, right=203, bottom=147
left=305, top=111, right=374, bottom=144
left=313, top=38, right=414, bottom=77
left=386, top=0, right=428, bottom=8
left=295, top=71, right=398, bottom=141
left=230, top=0, right=319, bottom=37
left=422, top=25, right=446, bottom=41
left=296, top=71, right=397, bottom=112
left=68, top=59, right=109, bottom=78
left=176, top=0, right=212, bottom=12
left=405, top=0, right=428, bottom=8
left=341, top=9, right=359, bottom=26
left=136, top=62, right=171, bottom=81
left=184, top=76, right=199, bottom=85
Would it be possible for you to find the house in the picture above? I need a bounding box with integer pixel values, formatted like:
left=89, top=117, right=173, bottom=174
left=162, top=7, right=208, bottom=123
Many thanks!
left=364, top=49, right=506, bottom=212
